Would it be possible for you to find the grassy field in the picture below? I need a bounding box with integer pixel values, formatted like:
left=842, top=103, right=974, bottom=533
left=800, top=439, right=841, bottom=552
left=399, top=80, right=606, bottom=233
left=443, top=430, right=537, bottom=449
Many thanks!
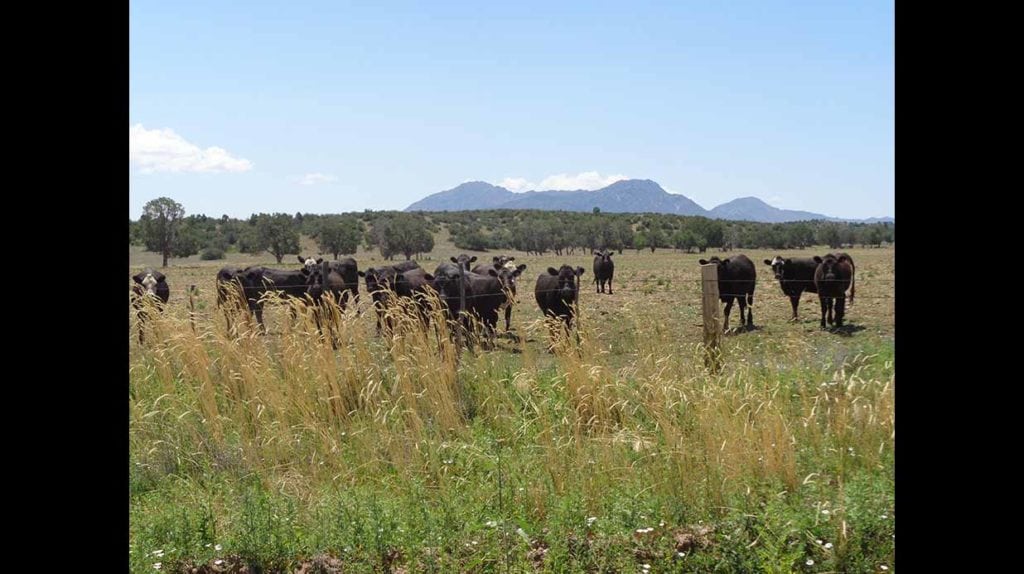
left=129, top=240, right=894, bottom=573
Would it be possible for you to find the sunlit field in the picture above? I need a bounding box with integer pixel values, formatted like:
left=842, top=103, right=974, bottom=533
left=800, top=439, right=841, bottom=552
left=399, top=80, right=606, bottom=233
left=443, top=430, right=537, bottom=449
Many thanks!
left=129, top=241, right=894, bottom=573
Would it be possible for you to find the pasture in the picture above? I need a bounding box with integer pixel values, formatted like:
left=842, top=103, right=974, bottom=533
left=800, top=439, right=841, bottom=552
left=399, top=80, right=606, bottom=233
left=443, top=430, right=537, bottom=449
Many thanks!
left=129, top=241, right=894, bottom=573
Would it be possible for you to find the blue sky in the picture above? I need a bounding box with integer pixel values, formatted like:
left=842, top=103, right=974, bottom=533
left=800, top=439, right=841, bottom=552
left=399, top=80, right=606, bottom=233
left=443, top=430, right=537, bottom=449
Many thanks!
left=130, top=1, right=894, bottom=220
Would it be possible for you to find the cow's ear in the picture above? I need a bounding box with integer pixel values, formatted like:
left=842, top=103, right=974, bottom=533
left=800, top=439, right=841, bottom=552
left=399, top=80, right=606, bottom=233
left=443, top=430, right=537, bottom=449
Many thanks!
left=154, top=272, right=167, bottom=283
left=593, top=250, right=600, bottom=256
left=813, top=256, right=822, bottom=263
left=575, top=267, right=585, bottom=276
left=699, top=259, right=708, bottom=265
left=547, top=267, right=559, bottom=276
left=507, top=256, right=515, bottom=261
left=316, top=258, right=324, bottom=264
left=470, top=256, right=478, bottom=263
left=298, top=256, right=306, bottom=264
left=606, top=252, right=613, bottom=258
left=721, top=258, right=730, bottom=265
left=450, top=257, right=458, bottom=264
left=516, top=264, right=527, bottom=273
left=424, top=273, right=434, bottom=281
left=763, top=259, right=772, bottom=266
left=488, top=269, right=498, bottom=277
left=132, top=273, right=144, bottom=283
left=493, top=256, right=501, bottom=264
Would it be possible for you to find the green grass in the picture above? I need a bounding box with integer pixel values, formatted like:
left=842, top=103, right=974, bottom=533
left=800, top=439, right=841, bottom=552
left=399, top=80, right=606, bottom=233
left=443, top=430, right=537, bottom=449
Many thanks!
left=130, top=244, right=894, bottom=573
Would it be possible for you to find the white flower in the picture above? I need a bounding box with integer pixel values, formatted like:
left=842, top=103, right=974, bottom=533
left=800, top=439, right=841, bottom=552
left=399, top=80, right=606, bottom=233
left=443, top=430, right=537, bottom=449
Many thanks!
left=586, top=517, right=597, bottom=526
left=486, top=520, right=498, bottom=528
left=806, top=559, right=814, bottom=566
left=677, top=552, right=686, bottom=558
left=880, top=566, right=888, bottom=571
left=880, top=514, right=888, bottom=519
left=824, top=542, right=833, bottom=550
left=153, top=564, right=162, bottom=571
left=214, top=560, right=223, bottom=566
left=816, top=539, right=823, bottom=545
left=821, top=509, right=830, bottom=515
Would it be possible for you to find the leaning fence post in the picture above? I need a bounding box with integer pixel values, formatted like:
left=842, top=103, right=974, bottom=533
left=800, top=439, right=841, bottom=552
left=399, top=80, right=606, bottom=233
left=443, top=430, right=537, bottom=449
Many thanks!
left=701, top=264, right=723, bottom=373
left=188, top=284, right=198, bottom=334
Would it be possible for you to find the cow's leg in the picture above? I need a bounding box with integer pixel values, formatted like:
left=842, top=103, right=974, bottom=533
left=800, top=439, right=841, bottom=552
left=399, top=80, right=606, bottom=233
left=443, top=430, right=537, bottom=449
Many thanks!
left=819, top=296, right=828, bottom=328
left=826, top=297, right=835, bottom=326
left=737, top=298, right=748, bottom=330
left=254, top=305, right=266, bottom=334
left=835, top=296, right=846, bottom=327
left=722, top=297, right=733, bottom=332
left=790, top=295, right=801, bottom=322
left=608, top=275, right=612, bottom=295
left=505, top=305, right=513, bottom=332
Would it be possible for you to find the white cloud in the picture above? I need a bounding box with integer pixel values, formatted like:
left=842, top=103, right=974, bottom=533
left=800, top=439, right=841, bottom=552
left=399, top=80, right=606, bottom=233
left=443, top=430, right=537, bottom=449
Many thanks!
left=129, top=124, right=253, bottom=174
left=538, top=171, right=627, bottom=190
left=498, top=177, right=534, bottom=192
left=298, top=173, right=338, bottom=186
left=497, top=171, right=627, bottom=192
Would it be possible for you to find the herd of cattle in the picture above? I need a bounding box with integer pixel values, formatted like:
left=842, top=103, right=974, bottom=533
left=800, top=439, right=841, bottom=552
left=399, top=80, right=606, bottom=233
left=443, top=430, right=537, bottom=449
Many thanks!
left=130, top=251, right=857, bottom=344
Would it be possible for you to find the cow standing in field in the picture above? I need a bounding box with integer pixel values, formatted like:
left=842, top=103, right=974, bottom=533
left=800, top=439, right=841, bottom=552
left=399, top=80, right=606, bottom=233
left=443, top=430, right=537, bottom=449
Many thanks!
left=814, top=253, right=856, bottom=329
left=763, top=256, right=821, bottom=321
left=473, top=260, right=527, bottom=332
left=699, top=255, right=756, bottom=331
left=360, top=261, right=434, bottom=332
left=593, top=250, right=615, bottom=294
left=535, top=265, right=585, bottom=346
left=215, top=265, right=267, bottom=331
left=131, top=269, right=170, bottom=343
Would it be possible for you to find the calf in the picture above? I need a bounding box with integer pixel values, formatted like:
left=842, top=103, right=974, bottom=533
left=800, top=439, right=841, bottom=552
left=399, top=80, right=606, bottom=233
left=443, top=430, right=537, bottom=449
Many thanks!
left=535, top=265, right=585, bottom=334
left=699, top=254, right=756, bottom=331
left=131, top=269, right=170, bottom=343
left=592, top=250, right=615, bottom=294
left=763, top=256, right=820, bottom=321
left=814, top=254, right=855, bottom=328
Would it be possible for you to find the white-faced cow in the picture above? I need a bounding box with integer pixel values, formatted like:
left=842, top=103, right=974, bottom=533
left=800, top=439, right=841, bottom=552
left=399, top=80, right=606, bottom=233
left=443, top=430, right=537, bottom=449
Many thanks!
left=131, top=269, right=170, bottom=343
left=699, top=254, right=756, bottom=331
left=593, top=250, right=615, bottom=294
left=763, top=256, right=821, bottom=321
left=813, top=253, right=856, bottom=329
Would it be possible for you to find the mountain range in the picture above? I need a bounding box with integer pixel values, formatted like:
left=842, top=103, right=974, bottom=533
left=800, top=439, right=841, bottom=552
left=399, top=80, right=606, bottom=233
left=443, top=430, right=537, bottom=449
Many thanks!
left=405, top=179, right=893, bottom=223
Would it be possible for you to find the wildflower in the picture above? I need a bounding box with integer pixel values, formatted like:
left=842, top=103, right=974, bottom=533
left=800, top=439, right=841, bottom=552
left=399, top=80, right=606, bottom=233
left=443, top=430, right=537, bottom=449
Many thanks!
left=880, top=566, right=889, bottom=571
left=821, top=509, right=830, bottom=515
left=824, top=542, right=833, bottom=550
left=153, top=564, right=162, bottom=571
left=486, top=520, right=498, bottom=528
left=677, top=552, right=686, bottom=558
left=214, top=544, right=222, bottom=552
left=214, top=560, right=223, bottom=566
left=586, top=517, right=597, bottom=526
left=806, top=559, right=814, bottom=566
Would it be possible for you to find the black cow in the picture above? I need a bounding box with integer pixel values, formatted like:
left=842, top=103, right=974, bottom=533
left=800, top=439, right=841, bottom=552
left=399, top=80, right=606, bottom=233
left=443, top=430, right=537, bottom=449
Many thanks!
left=468, top=262, right=528, bottom=337
left=699, top=254, right=756, bottom=331
left=535, top=265, right=585, bottom=339
left=215, top=265, right=268, bottom=330
left=593, top=250, right=615, bottom=294
left=763, top=256, right=821, bottom=321
left=360, top=262, right=434, bottom=331
left=432, top=261, right=473, bottom=329
left=814, top=253, right=855, bottom=328
left=306, top=258, right=360, bottom=310
left=472, top=261, right=527, bottom=332
left=131, top=269, right=170, bottom=343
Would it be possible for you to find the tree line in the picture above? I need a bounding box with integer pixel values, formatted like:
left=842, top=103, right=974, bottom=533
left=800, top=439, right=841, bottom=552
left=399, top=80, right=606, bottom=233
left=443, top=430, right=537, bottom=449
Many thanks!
left=130, top=198, right=894, bottom=266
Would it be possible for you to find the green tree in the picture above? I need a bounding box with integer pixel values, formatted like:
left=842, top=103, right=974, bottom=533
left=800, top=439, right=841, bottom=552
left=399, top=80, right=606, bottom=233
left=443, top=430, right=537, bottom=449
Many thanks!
left=139, top=197, right=196, bottom=267
left=314, top=216, right=362, bottom=259
left=248, top=213, right=301, bottom=263
left=375, top=213, right=435, bottom=260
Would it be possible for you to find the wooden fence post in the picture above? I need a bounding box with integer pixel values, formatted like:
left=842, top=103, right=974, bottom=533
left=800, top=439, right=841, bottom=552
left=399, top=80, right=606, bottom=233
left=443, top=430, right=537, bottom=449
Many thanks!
left=701, top=264, right=723, bottom=373
left=188, top=284, right=197, bottom=334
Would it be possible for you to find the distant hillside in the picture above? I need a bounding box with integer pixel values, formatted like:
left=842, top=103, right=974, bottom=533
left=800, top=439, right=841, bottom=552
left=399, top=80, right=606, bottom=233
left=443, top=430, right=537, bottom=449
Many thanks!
left=406, top=178, right=892, bottom=223
left=709, top=197, right=830, bottom=223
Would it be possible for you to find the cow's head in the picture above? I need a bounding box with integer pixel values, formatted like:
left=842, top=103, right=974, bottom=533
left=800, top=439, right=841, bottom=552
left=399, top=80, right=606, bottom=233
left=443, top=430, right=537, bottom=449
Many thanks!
left=594, top=250, right=614, bottom=263
left=763, top=256, right=788, bottom=281
left=492, top=255, right=515, bottom=268
left=132, top=269, right=165, bottom=297
left=432, top=262, right=465, bottom=300
left=298, top=255, right=324, bottom=276
left=547, top=265, right=585, bottom=301
left=814, top=255, right=840, bottom=282
left=450, top=254, right=478, bottom=271
left=359, top=267, right=388, bottom=295
left=496, top=263, right=528, bottom=295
